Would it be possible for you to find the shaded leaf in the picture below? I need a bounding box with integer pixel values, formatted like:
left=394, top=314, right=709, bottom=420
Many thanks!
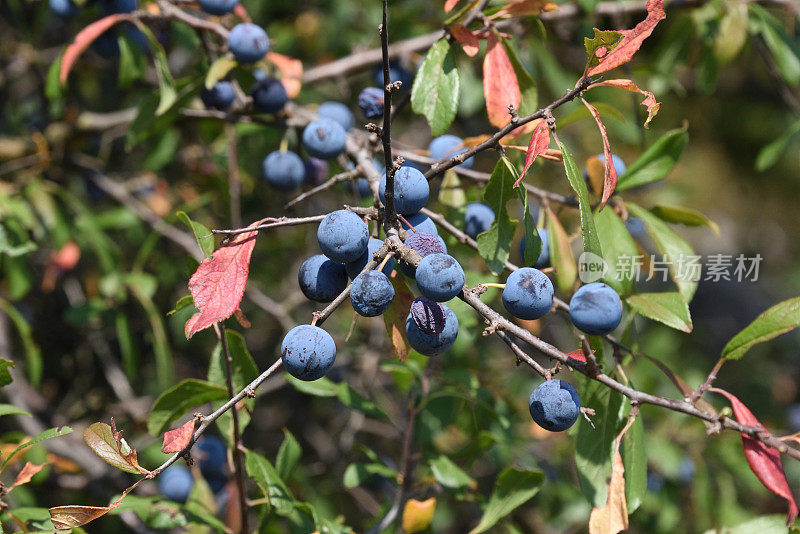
left=581, top=98, right=617, bottom=206
left=439, top=169, right=467, bottom=210
left=587, top=79, right=661, bottom=127
left=477, top=158, right=519, bottom=275
left=517, top=120, right=550, bottom=185
left=161, top=420, right=195, bottom=454
left=627, top=292, right=693, bottom=332
left=0, top=298, right=43, bottom=386
left=343, top=462, right=397, bottom=488
left=1, top=426, right=73, bottom=471
left=722, top=297, right=800, bottom=360
left=430, top=455, right=476, bottom=491
left=276, top=428, right=302, bottom=480
left=0, top=403, right=31, bottom=418
left=713, top=389, right=798, bottom=524
left=84, top=422, right=149, bottom=475
left=205, top=57, right=237, bottom=90
left=713, top=1, right=748, bottom=63
left=245, top=450, right=294, bottom=516
left=402, top=498, right=436, bottom=533
left=0, top=357, right=14, bottom=388
left=749, top=4, right=800, bottom=85
left=411, top=39, right=460, bottom=136
left=616, top=125, right=688, bottom=190
left=650, top=205, right=720, bottom=235
left=184, top=222, right=259, bottom=339
left=60, top=14, right=130, bottom=84
left=586, top=0, right=666, bottom=76
left=469, top=467, right=544, bottom=533
left=558, top=141, right=602, bottom=258
left=483, top=32, right=520, bottom=128
left=148, top=379, right=229, bottom=435
left=755, top=119, right=800, bottom=172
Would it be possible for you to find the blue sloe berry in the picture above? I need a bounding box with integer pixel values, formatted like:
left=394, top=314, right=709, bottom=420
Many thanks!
left=158, top=465, right=194, bottom=503
left=317, top=209, right=369, bottom=263
left=50, top=0, right=78, bottom=17
left=415, top=253, right=465, bottom=302
left=197, top=436, right=227, bottom=478
left=302, top=118, right=346, bottom=159
left=529, top=379, right=581, bottom=432
left=346, top=238, right=395, bottom=279
left=464, top=202, right=495, bottom=239
left=569, top=282, right=623, bottom=335
left=281, top=325, right=337, bottom=381
left=201, top=81, right=236, bottom=110
left=228, top=23, right=269, bottom=64
left=379, top=166, right=429, bottom=216
left=350, top=271, right=395, bottom=317
left=502, top=267, right=553, bottom=320
left=262, top=150, right=304, bottom=191
left=358, top=87, right=384, bottom=119
left=318, top=101, right=354, bottom=131
left=198, top=0, right=238, bottom=15
left=298, top=255, right=348, bottom=302
left=304, top=158, right=329, bottom=186
left=250, top=76, right=288, bottom=114
left=428, top=135, right=474, bottom=169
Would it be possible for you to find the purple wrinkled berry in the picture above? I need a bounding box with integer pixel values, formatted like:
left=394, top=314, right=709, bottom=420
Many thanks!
left=358, top=87, right=384, bottom=119
left=410, top=297, right=446, bottom=336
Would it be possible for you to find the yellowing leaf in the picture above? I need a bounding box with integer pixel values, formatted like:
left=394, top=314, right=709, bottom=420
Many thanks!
left=84, top=421, right=149, bottom=475
left=49, top=502, right=122, bottom=530
left=402, top=498, right=437, bottom=533
left=588, top=449, right=628, bottom=534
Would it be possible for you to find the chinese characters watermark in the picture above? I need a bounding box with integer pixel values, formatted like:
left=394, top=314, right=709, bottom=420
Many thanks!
left=578, top=252, right=762, bottom=284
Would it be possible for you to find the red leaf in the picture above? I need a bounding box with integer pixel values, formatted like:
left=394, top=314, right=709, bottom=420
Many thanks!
left=162, top=420, right=195, bottom=453
left=233, top=3, right=251, bottom=21
left=450, top=24, right=480, bottom=57
left=184, top=223, right=260, bottom=339
left=715, top=389, right=799, bottom=525
left=516, top=119, right=550, bottom=186
left=588, top=79, right=661, bottom=128
left=60, top=14, right=130, bottom=84
left=565, top=348, right=591, bottom=366
left=9, top=462, right=46, bottom=491
left=266, top=52, right=303, bottom=98
left=444, top=0, right=461, bottom=13
left=586, top=0, right=666, bottom=76
left=581, top=98, right=617, bottom=208
left=483, top=33, right=521, bottom=129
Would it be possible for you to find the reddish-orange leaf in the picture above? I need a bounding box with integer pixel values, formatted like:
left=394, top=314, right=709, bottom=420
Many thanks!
left=483, top=32, right=521, bottom=129
left=60, top=14, right=130, bottom=84
left=586, top=0, right=666, bottom=77
left=581, top=98, right=617, bottom=208
left=384, top=272, right=416, bottom=360
left=516, top=119, right=550, bottom=187
left=588, top=79, right=661, bottom=128
left=267, top=52, right=303, bottom=98
left=233, top=3, right=251, bottom=21
left=494, top=0, right=559, bottom=18
left=444, top=0, right=462, bottom=13
left=714, top=389, right=799, bottom=525
left=565, top=348, right=591, bottom=367
left=9, top=462, right=46, bottom=491
left=185, top=223, right=260, bottom=339
left=162, top=420, right=195, bottom=453
left=49, top=501, right=122, bottom=530
left=450, top=24, right=480, bottom=57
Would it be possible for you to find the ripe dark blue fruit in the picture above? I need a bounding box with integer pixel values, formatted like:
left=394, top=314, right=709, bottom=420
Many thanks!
left=520, top=229, right=550, bottom=268
left=197, top=436, right=227, bottom=478
left=281, top=325, right=336, bottom=381
left=250, top=76, right=288, bottom=114
left=398, top=231, right=445, bottom=277
left=569, top=282, right=623, bottom=335
left=352, top=178, right=371, bottom=198
left=304, top=158, right=328, bottom=185
left=303, top=118, right=347, bottom=159
left=529, top=379, right=581, bottom=432
left=405, top=304, right=458, bottom=355
left=50, top=0, right=78, bottom=17
left=262, top=150, right=304, bottom=191
left=379, top=166, right=429, bottom=216
left=502, top=267, right=553, bottom=320
left=158, top=465, right=194, bottom=503
left=415, top=253, right=465, bottom=302
left=317, top=209, right=369, bottom=263
left=598, top=153, right=626, bottom=176
left=201, top=81, right=236, bottom=110
left=228, top=23, right=269, bottom=64
left=346, top=238, right=395, bottom=279
left=318, top=101, right=354, bottom=131
left=350, top=271, right=395, bottom=317
left=373, top=63, right=413, bottom=89
left=100, top=0, right=136, bottom=14
left=198, top=0, right=238, bottom=15
left=299, top=255, right=348, bottom=302
left=358, top=87, right=384, bottom=119
left=410, top=297, right=446, bottom=336
left=464, top=202, right=495, bottom=239
left=401, top=212, right=439, bottom=237
left=429, top=135, right=474, bottom=169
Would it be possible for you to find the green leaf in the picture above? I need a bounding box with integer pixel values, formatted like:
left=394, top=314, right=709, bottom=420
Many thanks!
left=167, top=295, right=195, bottom=317
left=411, top=38, right=460, bottom=136
left=627, top=292, right=693, bottom=332
left=594, top=206, right=638, bottom=294
left=127, top=278, right=173, bottom=389
left=469, top=467, right=544, bottom=533
left=616, top=125, right=689, bottom=191
left=722, top=296, right=800, bottom=359
left=83, top=422, right=148, bottom=474
left=438, top=169, right=467, bottom=210
left=749, top=4, right=800, bottom=85
left=429, top=455, right=476, bottom=491
left=650, top=205, right=720, bottom=235
left=276, top=428, right=302, bottom=480
left=205, top=57, right=237, bottom=90
left=245, top=450, right=295, bottom=516
left=285, top=375, right=339, bottom=397
left=0, top=403, right=31, bottom=418
left=1, top=426, right=73, bottom=471
left=702, top=515, right=790, bottom=534
left=622, top=414, right=646, bottom=513
left=285, top=375, right=387, bottom=419
left=546, top=207, right=576, bottom=293
left=574, top=374, right=626, bottom=507
left=131, top=21, right=177, bottom=116
left=476, top=158, right=518, bottom=275
left=0, top=358, right=14, bottom=388
left=208, top=330, right=259, bottom=445
left=109, top=495, right=187, bottom=530
left=117, top=32, right=146, bottom=89
left=521, top=198, right=541, bottom=267
left=0, top=298, right=42, bottom=387
left=343, top=462, right=397, bottom=489
left=557, top=101, right=626, bottom=128
left=502, top=38, right=537, bottom=115
left=626, top=203, right=697, bottom=302
left=148, top=379, right=229, bottom=435
left=557, top=141, right=602, bottom=258
left=713, top=1, right=748, bottom=63
left=755, top=119, right=800, bottom=171
left=45, top=53, right=65, bottom=118
left=584, top=28, right=624, bottom=70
